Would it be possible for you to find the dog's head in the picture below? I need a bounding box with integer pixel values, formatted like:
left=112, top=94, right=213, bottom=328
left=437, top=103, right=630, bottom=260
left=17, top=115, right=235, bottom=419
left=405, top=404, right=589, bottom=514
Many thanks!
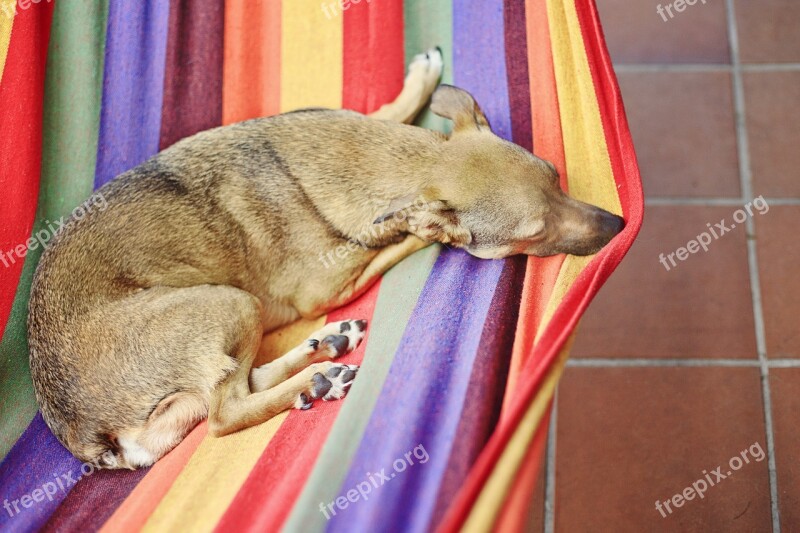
left=378, top=85, right=624, bottom=258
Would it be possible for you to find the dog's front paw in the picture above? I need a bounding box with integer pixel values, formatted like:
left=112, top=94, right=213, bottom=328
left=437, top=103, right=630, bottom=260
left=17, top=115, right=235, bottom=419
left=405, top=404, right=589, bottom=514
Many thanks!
left=294, top=363, right=359, bottom=409
left=306, top=319, right=367, bottom=359
left=408, top=47, right=443, bottom=93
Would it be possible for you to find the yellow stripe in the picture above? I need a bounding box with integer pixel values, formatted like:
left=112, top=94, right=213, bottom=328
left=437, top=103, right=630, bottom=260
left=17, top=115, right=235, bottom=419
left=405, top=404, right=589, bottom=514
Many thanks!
left=0, top=2, right=15, bottom=82
left=463, top=0, right=625, bottom=527
left=142, top=317, right=326, bottom=533
left=462, top=337, right=572, bottom=532
left=280, top=0, right=342, bottom=111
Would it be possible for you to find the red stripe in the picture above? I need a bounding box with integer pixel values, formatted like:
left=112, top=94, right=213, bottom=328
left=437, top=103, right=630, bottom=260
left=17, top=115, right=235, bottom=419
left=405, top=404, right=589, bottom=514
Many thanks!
left=213, top=281, right=382, bottom=532
left=0, top=4, right=54, bottom=334
left=342, top=0, right=404, bottom=113
left=437, top=0, right=644, bottom=529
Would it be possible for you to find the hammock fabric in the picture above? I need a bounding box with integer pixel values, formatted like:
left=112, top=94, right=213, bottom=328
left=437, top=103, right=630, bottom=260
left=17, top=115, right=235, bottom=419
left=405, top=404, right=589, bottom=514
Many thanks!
left=0, top=0, right=643, bottom=531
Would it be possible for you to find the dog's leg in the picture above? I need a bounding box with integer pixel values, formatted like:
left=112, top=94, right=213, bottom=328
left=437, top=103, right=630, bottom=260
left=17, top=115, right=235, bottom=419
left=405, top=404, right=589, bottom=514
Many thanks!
left=297, top=234, right=429, bottom=319
left=368, top=48, right=443, bottom=124
left=210, top=360, right=358, bottom=436
left=249, top=319, right=367, bottom=392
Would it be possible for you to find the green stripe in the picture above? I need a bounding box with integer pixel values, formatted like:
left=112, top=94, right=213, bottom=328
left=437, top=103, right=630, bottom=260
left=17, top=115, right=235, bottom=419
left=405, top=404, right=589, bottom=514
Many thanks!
left=283, top=245, right=441, bottom=533
left=405, top=0, right=454, bottom=132
left=0, top=0, right=109, bottom=460
left=283, top=8, right=454, bottom=529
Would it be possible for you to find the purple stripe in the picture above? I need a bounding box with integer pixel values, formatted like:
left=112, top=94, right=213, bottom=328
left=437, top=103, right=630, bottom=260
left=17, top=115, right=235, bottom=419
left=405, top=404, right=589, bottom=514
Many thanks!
left=326, top=3, right=514, bottom=531
left=452, top=0, right=512, bottom=141
left=429, top=256, right=526, bottom=527
left=428, top=3, right=527, bottom=522
left=0, top=414, right=81, bottom=532
left=94, top=0, right=170, bottom=187
left=326, top=252, right=505, bottom=533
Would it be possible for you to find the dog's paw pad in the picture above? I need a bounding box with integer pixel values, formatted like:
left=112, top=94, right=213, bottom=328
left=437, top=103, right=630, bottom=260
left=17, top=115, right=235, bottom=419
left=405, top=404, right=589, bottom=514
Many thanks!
left=309, top=319, right=367, bottom=358
left=322, top=364, right=358, bottom=401
left=320, top=335, right=350, bottom=357
left=294, top=392, right=314, bottom=410
left=300, top=364, right=359, bottom=407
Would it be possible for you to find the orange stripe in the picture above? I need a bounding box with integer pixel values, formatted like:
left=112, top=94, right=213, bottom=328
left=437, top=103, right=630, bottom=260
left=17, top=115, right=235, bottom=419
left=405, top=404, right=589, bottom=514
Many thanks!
left=222, top=0, right=281, bottom=124
left=500, top=0, right=567, bottom=422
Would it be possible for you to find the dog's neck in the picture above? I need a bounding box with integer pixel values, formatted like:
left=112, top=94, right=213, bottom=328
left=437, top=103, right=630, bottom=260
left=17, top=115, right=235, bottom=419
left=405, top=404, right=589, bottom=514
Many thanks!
left=311, top=128, right=446, bottom=249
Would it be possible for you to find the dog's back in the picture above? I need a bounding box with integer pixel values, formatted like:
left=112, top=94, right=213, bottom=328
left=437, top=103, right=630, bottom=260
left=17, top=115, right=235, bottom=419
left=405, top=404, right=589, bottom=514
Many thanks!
left=27, top=109, right=442, bottom=466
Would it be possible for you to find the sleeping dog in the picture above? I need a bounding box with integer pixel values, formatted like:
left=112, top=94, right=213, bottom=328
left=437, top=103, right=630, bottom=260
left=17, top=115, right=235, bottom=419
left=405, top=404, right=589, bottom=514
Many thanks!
left=28, top=49, right=623, bottom=469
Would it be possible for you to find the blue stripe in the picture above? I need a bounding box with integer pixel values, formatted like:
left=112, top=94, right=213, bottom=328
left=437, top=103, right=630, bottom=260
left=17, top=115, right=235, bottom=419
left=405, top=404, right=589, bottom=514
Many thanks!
left=94, top=0, right=170, bottom=187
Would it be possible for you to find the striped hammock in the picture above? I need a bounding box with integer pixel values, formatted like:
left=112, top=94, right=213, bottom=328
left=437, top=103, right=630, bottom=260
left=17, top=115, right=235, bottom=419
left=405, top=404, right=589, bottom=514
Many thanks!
left=0, top=0, right=643, bottom=531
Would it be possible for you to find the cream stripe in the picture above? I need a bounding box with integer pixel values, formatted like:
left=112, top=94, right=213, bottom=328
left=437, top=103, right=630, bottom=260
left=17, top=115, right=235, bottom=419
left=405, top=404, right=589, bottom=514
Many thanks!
left=0, top=2, right=14, bottom=84
left=280, top=0, right=342, bottom=111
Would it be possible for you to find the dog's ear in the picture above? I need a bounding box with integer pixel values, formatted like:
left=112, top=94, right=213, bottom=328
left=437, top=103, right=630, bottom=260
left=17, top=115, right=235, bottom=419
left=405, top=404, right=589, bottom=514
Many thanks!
left=429, top=84, right=491, bottom=132
left=375, top=196, right=472, bottom=247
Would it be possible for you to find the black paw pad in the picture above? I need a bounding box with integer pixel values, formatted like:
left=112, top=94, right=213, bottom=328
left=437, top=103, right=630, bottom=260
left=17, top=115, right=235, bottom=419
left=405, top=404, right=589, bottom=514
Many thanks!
left=339, top=321, right=351, bottom=333
left=322, top=334, right=349, bottom=357
left=340, top=367, right=357, bottom=383
left=326, top=365, right=344, bottom=378
left=299, top=393, right=313, bottom=410
left=354, top=319, right=368, bottom=332
left=310, top=372, right=333, bottom=399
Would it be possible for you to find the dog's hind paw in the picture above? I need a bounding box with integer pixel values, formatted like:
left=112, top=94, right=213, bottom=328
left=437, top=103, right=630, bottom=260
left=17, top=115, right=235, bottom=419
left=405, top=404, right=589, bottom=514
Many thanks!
left=408, top=47, right=443, bottom=94
left=307, top=319, right=367, bottom=359
left=294, top=363, right=359, bottom=409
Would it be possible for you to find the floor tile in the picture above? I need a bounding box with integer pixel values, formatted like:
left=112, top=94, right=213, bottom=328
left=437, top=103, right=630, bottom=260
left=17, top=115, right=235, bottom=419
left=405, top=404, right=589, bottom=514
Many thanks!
left=735, top=0, right=800, bottom=63
left=617, top=71, right=740, bottom=198
left=572, top=206, right=757, bottom=358
left=595, top=0, right=730, bottom=64
left=555, top=367, right=771, bottom=532
left=769, top=368, right=800, bottom=530
left=756, top=206, right=800, bottom=358
left=744, top=71, right=800, bottom=197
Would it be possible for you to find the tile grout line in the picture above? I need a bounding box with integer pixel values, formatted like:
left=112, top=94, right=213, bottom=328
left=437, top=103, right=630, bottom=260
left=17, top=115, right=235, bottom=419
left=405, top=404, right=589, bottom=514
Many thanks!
left=614, top=63, right=800, bottom=72
left=725, top=1, right=780, bottom=531
left=568, top=358, right=800, bottom=368
left=543, top=393, right=557, bottom=533
left=645, top=198, right=800, bottom=207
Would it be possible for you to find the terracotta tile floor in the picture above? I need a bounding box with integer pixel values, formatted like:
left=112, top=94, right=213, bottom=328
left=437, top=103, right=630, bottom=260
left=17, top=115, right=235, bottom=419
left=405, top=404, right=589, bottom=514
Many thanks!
left=536, top=1, right=800, bottom=531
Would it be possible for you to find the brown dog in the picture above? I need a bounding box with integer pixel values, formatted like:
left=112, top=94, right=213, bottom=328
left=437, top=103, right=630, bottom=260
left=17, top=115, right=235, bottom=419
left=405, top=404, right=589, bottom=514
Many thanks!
left=28, top=49, right=623, bottom=469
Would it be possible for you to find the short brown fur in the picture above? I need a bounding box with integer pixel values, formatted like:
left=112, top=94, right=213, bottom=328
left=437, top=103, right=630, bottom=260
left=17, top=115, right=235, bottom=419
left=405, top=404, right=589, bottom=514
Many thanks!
left=28, top=50, right=623, bottom=469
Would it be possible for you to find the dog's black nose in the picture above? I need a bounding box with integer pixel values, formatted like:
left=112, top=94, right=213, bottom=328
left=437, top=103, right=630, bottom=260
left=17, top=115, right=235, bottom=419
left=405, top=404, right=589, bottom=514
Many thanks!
left=600, top=212, right=625, bottom=237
